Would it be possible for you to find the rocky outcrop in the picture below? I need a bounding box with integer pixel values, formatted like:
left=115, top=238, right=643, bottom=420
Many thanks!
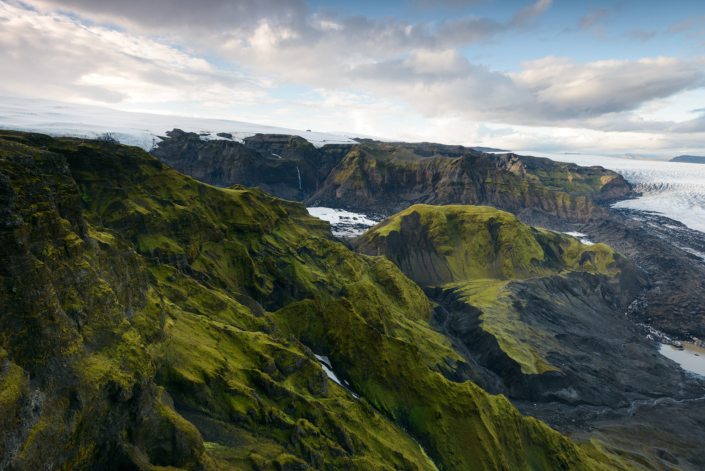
left=577, top=209, right=705, bottom=340
left=151, top=130, right=352, bottom=202
left=670, top=155, right=705, bottom=164
left=488, top=153, right=632, bottom=202
left=308, top=147, right=613, bottom=223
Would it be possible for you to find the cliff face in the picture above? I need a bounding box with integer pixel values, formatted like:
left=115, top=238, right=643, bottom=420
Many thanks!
left=488, top=153, right=631, bottom=202
left=355, top=205, right=703, bottom=411
left=309, top=148, right=613, bottom=223
left=150, top=130, right=352, bottom=202
left=0, top=131, right=620, bottom=471
left=150, top=133, right=630, bottom=226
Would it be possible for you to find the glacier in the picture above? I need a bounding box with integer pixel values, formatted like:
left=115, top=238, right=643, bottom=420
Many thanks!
left=517, top=151, right=705, bottom=233
left=0, top=96, right=357, bottom=150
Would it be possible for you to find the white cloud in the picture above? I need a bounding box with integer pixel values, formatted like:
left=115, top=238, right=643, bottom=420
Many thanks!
left=1, top=0, right=704, bottom=155
left=0, top=2, right=267, bottom=105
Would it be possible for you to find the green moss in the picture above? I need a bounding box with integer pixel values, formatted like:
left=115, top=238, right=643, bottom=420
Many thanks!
left=0, top=132, right=631, bottom=470
left=358, top=204, right=629, bottom=374
left=311, top=298, right=612, bottom=470
left=0, top=349, right=28, bottom=411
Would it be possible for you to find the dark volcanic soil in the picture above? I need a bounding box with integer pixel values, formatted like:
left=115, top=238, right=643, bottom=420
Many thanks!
left=576, top=207, right=705, bottom=341
left=522, top=206, right=705, bottom=471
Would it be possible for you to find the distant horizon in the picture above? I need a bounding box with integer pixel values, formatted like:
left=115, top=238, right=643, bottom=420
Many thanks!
left=0, top=92, right=701, bottom=161
left=2, top=0, right=705, bottom=155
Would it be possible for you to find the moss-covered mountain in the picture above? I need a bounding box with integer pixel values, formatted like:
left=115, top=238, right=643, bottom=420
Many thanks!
left=151, top=133, right=630, bottom=226
left=1, top=131, right=631, bottom=470
left=355, top=205, right=703, bottom=416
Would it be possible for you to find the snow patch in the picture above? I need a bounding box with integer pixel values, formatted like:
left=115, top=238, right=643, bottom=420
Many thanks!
left=564, top=231, right=595, bottom=245
left=307, top=207, right=382, bottom=237
left=314, top=355, right=359, bottom=399
left=0, top=96, right=357, bottom=151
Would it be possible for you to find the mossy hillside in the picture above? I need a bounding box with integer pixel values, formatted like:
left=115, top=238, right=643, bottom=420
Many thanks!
left=37, top=135, right=373, bottom=307
left=360, top=204, right=619, bottom=285
left=353, top=143, right=626, bottom=201
left=160, top=301, right=439, bottom=471
left=0, top=131, right=447, bottom=470
left=357, top=204, right=633, bottom=375
left=282, top=297, right=614, bottom=471
left=57, top=136, right=615, bottom=469
left=446, top=280, right=562, bottom=375
left=24, top=132, right=456, bottom=468
left=337, top=142, right=625, bottom=202
left=0, top=133, right=218, bottom=470
left=489, top=153, right=630, bottom=201
left=0, top=132, right=629, bottom=470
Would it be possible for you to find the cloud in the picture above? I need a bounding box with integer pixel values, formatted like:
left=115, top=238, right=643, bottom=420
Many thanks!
left=510, top=0, right=552, bottom=27
left=24, top=0, right=552, bottom=54
left=579, top=8, right=607, bottom=29
left=24, top=0, right=311, bottom=35
left=668, top=15, right=705, bottom=34
left=4, top=0, right=705, bottom=155
left=4, top=1, right=703, bottom=137
left=510, top=57, right=705, bottom=119
left=0, top=2, right=267, bottom=105
left=628, top=29, right=656, bottom=42
left=332, top=53, right=705, bottom=133
left=413, top=0, right=487, bottom=10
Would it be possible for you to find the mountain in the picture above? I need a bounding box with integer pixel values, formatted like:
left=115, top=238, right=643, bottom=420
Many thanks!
left=355, top=205, right=700, bottom=404
left=355, top=204, right=705, bottom=468
left=670, top=155, right=705, bottom=164
left=152, top=132, right=631, bottom=228
left=0, top=130, right=626, bottom=470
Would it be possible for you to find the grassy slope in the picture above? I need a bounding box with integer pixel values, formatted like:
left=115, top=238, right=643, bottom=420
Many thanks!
left=1, top=132, right=620, bottom=470
left=358, top=204, right=628, bottom=374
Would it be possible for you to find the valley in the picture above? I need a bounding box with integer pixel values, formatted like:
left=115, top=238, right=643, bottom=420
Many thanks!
left=3, top=0, right=704, bottom=469
left=0, top=128, right=704, bottom=470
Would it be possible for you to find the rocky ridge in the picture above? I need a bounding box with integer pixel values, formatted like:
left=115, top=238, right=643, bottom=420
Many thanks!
left=151, top=131, right=631, bottom=226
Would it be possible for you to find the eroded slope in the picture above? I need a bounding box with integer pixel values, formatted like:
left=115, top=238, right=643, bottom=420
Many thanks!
left=355, top=205, right=703, bottom=415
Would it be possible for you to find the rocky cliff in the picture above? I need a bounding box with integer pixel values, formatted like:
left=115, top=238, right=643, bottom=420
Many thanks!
left=0, top=131, right=623, bottom=470
left=151, top=133, right=631, bottom=227
left=150, top=130, right=353, bottom=202
left=309, top=148, right=614, bottom=224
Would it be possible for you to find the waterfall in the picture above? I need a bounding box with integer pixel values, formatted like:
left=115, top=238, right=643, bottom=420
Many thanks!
left=297, top=166, right=302, bottom=190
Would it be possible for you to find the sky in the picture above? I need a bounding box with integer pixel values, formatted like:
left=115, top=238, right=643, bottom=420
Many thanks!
left=1, top=0, right=704, bottom=156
